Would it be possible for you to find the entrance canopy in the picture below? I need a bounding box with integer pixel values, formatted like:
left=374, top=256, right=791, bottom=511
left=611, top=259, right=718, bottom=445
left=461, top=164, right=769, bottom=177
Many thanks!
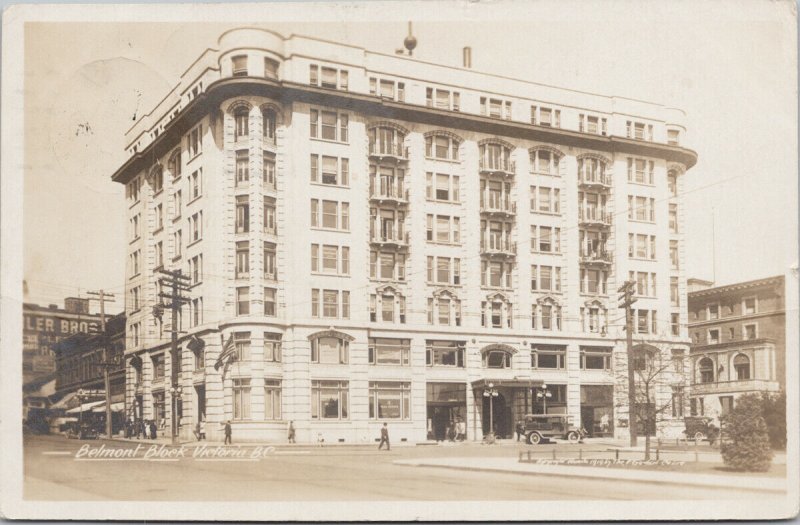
left=65, top=400, right=105, bottom=414
left=471, top=378, right=544, bottom=389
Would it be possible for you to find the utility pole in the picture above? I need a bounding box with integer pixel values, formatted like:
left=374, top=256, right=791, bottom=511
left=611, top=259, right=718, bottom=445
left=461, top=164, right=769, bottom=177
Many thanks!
left=617, top=280, right=637, bottom=447
left=87, top=290, right=115, bottom=438
left=157, top=269, right=191, bottom=446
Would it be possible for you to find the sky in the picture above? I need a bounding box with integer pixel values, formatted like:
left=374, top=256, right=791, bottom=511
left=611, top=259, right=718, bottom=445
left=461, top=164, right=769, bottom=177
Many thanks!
left=20, top=0, right=798, bottom=310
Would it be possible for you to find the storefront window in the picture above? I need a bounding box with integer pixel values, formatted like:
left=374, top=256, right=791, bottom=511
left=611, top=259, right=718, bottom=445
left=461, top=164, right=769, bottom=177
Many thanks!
left=426, top=340, right=465, bottom=367
left=368, top=338, right=410, bottom=366
left=311, top=380, right=349, bottom=420
left=368, top=381, right=411, bottom=420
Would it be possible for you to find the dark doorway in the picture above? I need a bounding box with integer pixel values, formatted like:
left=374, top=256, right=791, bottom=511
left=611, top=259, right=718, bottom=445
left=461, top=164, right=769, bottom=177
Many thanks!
left=426, top=383, right=466, bottom=440
left=195, top=385, right=206, bottom=421
left=482, top=392, right=511, bottom=438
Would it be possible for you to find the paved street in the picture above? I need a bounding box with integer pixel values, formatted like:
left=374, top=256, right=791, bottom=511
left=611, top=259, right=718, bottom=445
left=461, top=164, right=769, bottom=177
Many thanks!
left=23, top=435, right=779, bottom=501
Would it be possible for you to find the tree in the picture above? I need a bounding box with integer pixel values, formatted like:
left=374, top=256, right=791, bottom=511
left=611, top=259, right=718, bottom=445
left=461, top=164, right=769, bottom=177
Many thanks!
left=758, top=391, right=786, bottom=450
left=720, top=393, right=773, bottom=472
left=618, top=344, right=683, bottom=460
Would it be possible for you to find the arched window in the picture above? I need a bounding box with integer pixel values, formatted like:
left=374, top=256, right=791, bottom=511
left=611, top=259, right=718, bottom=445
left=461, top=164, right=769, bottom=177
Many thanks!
left=368, top=125, right=406, bottom=157
left=262, top=108, right=277, bottom=143
left=481, top=346, right=515, bottom=369
left=310, top=335, right=349, bottom=365
left=424, top=132, right=461, bottom=161
left=733, top=354, right=750, bottom=380
left=167, top=149, right=181, bottom=179
left=698, top=357, right=714, bottom=383
left=233, top=106, right=249, bottom=140
left=148, top=165, right=163, bottom=193
left=479, top=141, right=513, bottom=173
left=529, top=147, right=563, bottom=176
left=578, top=156, right=609, bottom=185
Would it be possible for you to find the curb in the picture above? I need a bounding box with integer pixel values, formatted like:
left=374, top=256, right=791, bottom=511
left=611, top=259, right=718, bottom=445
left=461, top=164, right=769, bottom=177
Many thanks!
left=393, top=460, right=787, bottom=494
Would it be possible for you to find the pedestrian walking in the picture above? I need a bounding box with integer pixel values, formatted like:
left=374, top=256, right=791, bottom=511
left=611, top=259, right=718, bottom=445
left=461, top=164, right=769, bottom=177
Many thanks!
left=287, top=421, right=296, bottom=444
left=515, top=420, right=525, bottom=441
left=378, top=423, right=390, bottom=451
left=143, top=420, right=150, bottom=439
left=149, top=420, right=157, bottom=440
left=194, top=422, right=202, bottom=441
left=223, top=420, right=232, bottom=445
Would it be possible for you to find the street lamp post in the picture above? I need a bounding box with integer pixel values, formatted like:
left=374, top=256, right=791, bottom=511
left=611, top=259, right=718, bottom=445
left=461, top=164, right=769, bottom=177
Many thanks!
left=536, top=383, right=552, bottom=414
left=483, top=382, right=499, bottom=441
left=169, top=385, right=183, bottom=446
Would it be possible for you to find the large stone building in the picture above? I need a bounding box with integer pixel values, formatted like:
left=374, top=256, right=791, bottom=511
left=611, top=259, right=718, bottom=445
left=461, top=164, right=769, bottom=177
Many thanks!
left=111, top=27, right=696, bottom=442
left=23, top=298, right=102, bottom=385
left=687, top=276, right=785, bottom=419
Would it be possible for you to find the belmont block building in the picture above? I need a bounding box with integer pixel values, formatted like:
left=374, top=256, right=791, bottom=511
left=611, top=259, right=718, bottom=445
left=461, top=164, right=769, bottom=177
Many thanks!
left=111, top=27, right=697, bottom=442
left=687, top=275, right=785, bottom=419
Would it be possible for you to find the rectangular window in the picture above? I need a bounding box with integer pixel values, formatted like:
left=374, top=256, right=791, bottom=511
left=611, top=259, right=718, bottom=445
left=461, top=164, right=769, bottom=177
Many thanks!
left=258, top=200, right=275, bottom=235
left=235, top=150, right=249, bottom=185
left=670, top=240, right=680, bottom=269
left=264, top=288, right=276, bottom=317
left=425, top=340, right=465, bottom=367
left=743, top=297, right=757, bottom=315
left=532, top=345, right=566, bottom=369
left=311, top=380, right=349, bottom=420
left=232, top=55, right=248, bottom=76
left=235, top=196, right=249, bottom=233
left=188, top=125, right=202, bottom=157
left=263, top=242, right=276, bottom=280
left=264, top=379, right=281, bottom=420
left=671, top=387, right=685, bottom=418
left=263, top=152, right=276, bottom=190
left=670, top=277, right=680, bottom=306
left=236, top=287, right=250, bottom=316
left=235, top=241, right=249, bottom=279
left=669, top=203, right=678, bottom=233
left=264, top=333, right=281, bottom=362
left=368, top=382, right=411, bottom=420
left=310, top=109, right=348, bottom=142
left=234, top=331, right=251, bottom=361
left=744, top=323, right=757, bottom=340
left=580, top=346, right=612, bottom=370
left=368, top=338, right=410, bottom=366
left=189, top=169, right=202, bottom=200
left=671, top=313, right=680, bottom=336
left=233, top=378, right=251, bottom=420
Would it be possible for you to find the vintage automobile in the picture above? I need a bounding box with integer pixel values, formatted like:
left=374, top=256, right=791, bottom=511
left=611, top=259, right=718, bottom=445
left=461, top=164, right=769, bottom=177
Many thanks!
left=682, top=416, right=720, bottom=443
left=521, top=414, right=583, bottom=444
left=65, top=421, right=99, bottom=440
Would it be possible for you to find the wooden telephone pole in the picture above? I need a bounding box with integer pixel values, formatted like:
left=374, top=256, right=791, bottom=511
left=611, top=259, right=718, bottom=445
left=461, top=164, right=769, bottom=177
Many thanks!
left=617, top=280, right=638, bottom=447
left=87, top=290, right=115, bottom=438
left=157, top=269, right=191, bottom=445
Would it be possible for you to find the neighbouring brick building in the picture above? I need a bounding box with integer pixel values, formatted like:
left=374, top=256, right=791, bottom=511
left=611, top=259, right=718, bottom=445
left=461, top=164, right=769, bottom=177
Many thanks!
left=687, top=275, right=785, bottom=418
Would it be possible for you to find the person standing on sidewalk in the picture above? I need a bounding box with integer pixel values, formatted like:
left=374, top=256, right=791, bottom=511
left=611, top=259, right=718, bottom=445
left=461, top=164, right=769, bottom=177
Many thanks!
left=378, top=423, right=390, bottom=451
left=287, top=421, right=296, bottom=444
left=223, top=420, right=232, bottom=445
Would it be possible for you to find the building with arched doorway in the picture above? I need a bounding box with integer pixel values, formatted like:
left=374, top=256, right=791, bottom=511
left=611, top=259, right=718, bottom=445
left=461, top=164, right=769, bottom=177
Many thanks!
left=111, top=27, right=695, bottom=443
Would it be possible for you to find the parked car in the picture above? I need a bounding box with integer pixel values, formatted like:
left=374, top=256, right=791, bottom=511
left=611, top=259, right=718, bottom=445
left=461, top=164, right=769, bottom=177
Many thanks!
left=65, top=422, right=99, bottom=440
left=521, top=414, right=582, bottom=444
left=682, top=416, right=720, bottom=443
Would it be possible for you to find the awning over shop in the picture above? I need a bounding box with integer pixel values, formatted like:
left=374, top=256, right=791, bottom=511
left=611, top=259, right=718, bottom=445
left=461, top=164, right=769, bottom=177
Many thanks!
left=91, top=402, right=125, bottom=413
left=470, top=378, right=544, bottom=389
left=65, top=400, right=105, bottom=414
left=49, top=392, right=78, bottom=410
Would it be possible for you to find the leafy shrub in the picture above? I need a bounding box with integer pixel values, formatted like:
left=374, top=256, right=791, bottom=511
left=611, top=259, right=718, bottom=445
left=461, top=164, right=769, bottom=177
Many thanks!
left=720, top=394, right=773, bottom=472
left=758, top=391, right=786, bottom=450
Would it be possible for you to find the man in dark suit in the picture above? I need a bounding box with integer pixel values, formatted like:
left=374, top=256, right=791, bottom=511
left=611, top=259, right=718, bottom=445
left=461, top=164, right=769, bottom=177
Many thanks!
left=378, top=423, right=390, bottom=451
left=224, top=420, right=232, bottom=445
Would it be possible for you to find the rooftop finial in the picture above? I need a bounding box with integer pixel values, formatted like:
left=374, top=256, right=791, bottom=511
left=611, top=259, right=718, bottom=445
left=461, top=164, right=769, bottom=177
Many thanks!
left=404, top=21, right=417, bottom=56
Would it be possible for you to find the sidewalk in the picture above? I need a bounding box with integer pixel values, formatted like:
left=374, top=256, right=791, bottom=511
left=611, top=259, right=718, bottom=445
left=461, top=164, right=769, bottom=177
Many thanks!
left=393, top=457, right=787, bottom=494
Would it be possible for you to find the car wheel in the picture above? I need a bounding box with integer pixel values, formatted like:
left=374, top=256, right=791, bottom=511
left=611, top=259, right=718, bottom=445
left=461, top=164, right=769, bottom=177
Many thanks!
left=528, top=432, right=542, bottom=445
left=567, top=431, right=580, bottom=443
left=694, top=431, right=705, bottom=442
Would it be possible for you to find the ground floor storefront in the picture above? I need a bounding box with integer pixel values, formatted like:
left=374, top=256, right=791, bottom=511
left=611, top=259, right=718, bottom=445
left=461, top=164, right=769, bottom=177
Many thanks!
left=124, top=326, right=689, bottom=443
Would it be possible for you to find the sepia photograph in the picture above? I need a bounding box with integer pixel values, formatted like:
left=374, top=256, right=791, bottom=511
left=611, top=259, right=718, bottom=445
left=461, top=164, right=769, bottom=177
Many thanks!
left=1, top=0, right=798, bottom=521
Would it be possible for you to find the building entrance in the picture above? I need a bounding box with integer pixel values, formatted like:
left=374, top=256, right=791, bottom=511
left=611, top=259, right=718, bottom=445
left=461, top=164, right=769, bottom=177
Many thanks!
left=195, top=385, right=206, bottom=421
left=426, top=383, right=466, bottom=441
left=482, top=393, right=511, bottom=438
left=580, top=385, right=614, bottom=437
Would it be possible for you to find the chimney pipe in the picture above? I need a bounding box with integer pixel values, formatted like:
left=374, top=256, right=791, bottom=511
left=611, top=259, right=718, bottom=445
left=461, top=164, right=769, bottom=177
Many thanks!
left=463, top=47, right=472, bottom=68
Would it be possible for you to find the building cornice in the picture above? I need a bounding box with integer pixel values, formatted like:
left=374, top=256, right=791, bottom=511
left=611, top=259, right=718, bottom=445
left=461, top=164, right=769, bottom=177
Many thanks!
left=688, top=275, right=785, bottom=299
left=690, top=337, right=776, bottom=353
left=112, top=77, right=698, bottom=185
